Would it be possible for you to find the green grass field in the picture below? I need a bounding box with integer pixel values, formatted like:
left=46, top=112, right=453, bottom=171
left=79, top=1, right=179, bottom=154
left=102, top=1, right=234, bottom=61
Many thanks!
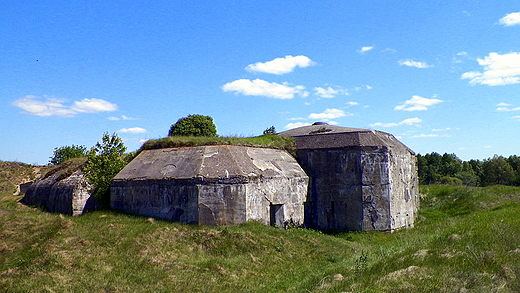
left=1, top=184, right=520, bottom=292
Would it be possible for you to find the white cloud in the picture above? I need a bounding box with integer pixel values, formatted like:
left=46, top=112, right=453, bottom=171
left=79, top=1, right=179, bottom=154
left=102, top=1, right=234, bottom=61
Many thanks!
left=287, top=117, right=306, bottom=121
left=139, top=139, right=150, bottom=144
left=308, top=108, right=348, bottom=121
left=499, top=12, right=520, bottom=26
left=370, top=117, right=422, bottom=128
left=118, top=127, right=147, bottom=134
left=245, top=55, right=315, bottom=75
left=412, top=133, right=451, bottom=138
left=496, top=103, right=520, bottom=111
left=413, top=134, right=438, bottom=138
left=313, top=86, right=349, bottom=98
left=12, top=95, right=118, bottom=117
left=398, top=59, right=430, bottom=68
left=358, top=46, right=374, bottom=53
left=222, top=78, right=308, bottom=99
left=70, top=98, right=118, bottom=113
left=382, top=48, right=397, bottom=54
left=284, top=122, right=311, bottom=129
left=461, top=52, right=520, bottom=86
left=346, top=101, right=359, bottom=106
left=432, top=127, right=451, bottom=132
left=394, top=95, right=444, bottom=111
left=108, top=115, right=137, bottom=121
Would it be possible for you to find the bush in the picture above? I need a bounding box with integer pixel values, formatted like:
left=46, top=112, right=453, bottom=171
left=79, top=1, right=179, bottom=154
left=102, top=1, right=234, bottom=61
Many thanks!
left=49, top=145, right=87, bottom=165
left=83, top=133, right=127, bottom=206
left=168, top=114, right=217, bottom=137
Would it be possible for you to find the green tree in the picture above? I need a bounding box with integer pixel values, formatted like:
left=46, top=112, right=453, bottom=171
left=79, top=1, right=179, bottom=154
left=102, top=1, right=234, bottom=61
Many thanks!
left=84, top=132, right=127, bottom=205
left=168, top=114, right=217, bottom=137
left=481, top=155, right=515, bottom=186
left=506, top=155, right=520, bottom=186
left=49, top=145, right=87, bottom=165
left=454, top=161, right=480, bottom=186
left=417, top=153, right=443, bottom=184
left=440, top=153, right=463, bottom=177
left=262, top=126, right=277, bottom=136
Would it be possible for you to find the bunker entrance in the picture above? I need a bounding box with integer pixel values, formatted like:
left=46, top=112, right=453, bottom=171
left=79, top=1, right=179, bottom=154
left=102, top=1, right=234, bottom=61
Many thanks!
left=270, top=204, right=284, bottom=227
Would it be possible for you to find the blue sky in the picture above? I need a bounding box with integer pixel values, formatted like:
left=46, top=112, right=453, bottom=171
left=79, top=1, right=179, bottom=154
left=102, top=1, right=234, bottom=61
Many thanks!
left=2, top=1, right=520, bottom=164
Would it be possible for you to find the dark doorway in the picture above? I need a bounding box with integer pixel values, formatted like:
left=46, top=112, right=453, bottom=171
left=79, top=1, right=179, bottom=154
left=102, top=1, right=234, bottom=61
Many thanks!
left=270, top=204, right=284, bottom=227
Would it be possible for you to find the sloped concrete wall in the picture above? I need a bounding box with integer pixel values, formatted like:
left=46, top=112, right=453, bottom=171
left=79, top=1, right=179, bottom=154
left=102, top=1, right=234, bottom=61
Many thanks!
left=21, top=170, right=98, bottom=216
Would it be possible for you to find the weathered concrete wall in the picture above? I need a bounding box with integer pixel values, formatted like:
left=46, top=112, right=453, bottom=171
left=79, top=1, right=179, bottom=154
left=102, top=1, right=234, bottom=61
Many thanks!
left=244, top=176, right=307, bottom=227
left=360, top=149, right=391, bottom=231
left=21, top=170, right=99, bottom=216
left=198, top=183, right=247, bottom=226
left=296, top=145, right=417, bottom=231
left=111, top=145, right=309, bottom=227
left=111, top=179, right=200, bottom=224
left=298, top=147, right=370, bottom=231
left=388, top=152, right=419, bottom=230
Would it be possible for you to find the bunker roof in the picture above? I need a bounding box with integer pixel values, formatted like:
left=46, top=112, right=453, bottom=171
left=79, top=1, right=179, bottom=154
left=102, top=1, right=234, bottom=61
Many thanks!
left=278, top=122, right=414, bottom=154
left=114, top=145, right=306, bottom=183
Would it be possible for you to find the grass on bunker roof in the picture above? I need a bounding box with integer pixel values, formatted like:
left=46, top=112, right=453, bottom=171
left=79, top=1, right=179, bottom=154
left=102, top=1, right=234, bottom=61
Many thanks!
left=2, top=184, right=520, bottom=292
left=139, top=135, right=296, bottom=155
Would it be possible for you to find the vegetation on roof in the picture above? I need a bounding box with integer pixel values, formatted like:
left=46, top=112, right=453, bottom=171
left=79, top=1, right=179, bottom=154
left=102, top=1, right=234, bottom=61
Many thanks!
left=139, top=135, right=296, bottom=155
left=41, top=157, right=88, bottom=181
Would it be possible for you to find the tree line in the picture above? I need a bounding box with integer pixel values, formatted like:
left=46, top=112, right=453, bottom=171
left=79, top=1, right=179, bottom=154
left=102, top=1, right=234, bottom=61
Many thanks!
left=417, top=152, right=520, bottom=187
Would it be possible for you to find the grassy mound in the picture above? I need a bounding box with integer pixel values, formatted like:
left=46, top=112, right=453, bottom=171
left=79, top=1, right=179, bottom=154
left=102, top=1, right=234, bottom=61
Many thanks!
left=1, top=184, right=520, bottom=292
left=0, top=161, right=53, bottom=195
left=140, top=135, right=296, bottom=156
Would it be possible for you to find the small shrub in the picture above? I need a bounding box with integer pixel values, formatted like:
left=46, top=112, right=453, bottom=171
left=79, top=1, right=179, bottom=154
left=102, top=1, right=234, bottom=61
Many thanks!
left=83, top=132, right=127, bottom=206
left=262, top=126, right=277, bottom=135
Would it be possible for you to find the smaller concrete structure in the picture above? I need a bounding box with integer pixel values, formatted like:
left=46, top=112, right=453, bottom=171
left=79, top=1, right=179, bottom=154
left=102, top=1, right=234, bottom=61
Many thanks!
left=21, top=169, right=99, bottom=216
left=111, top=145, right=309, bottom=227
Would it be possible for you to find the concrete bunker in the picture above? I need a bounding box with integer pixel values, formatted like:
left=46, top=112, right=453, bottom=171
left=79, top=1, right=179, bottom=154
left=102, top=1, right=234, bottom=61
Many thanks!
left=111, top=145, right=308, bottom=227
left=21, top=163, right=100, bottom=216
left=279, top=123, right=418, bottom=231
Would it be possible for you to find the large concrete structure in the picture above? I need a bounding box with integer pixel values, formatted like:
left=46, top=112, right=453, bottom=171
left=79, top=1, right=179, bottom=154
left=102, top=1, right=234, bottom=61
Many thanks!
left=111, top=145, right=308, bottom=227
left=22, top=123, right=418, bottom=232
left=279, top=122, right=418, bottom=231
